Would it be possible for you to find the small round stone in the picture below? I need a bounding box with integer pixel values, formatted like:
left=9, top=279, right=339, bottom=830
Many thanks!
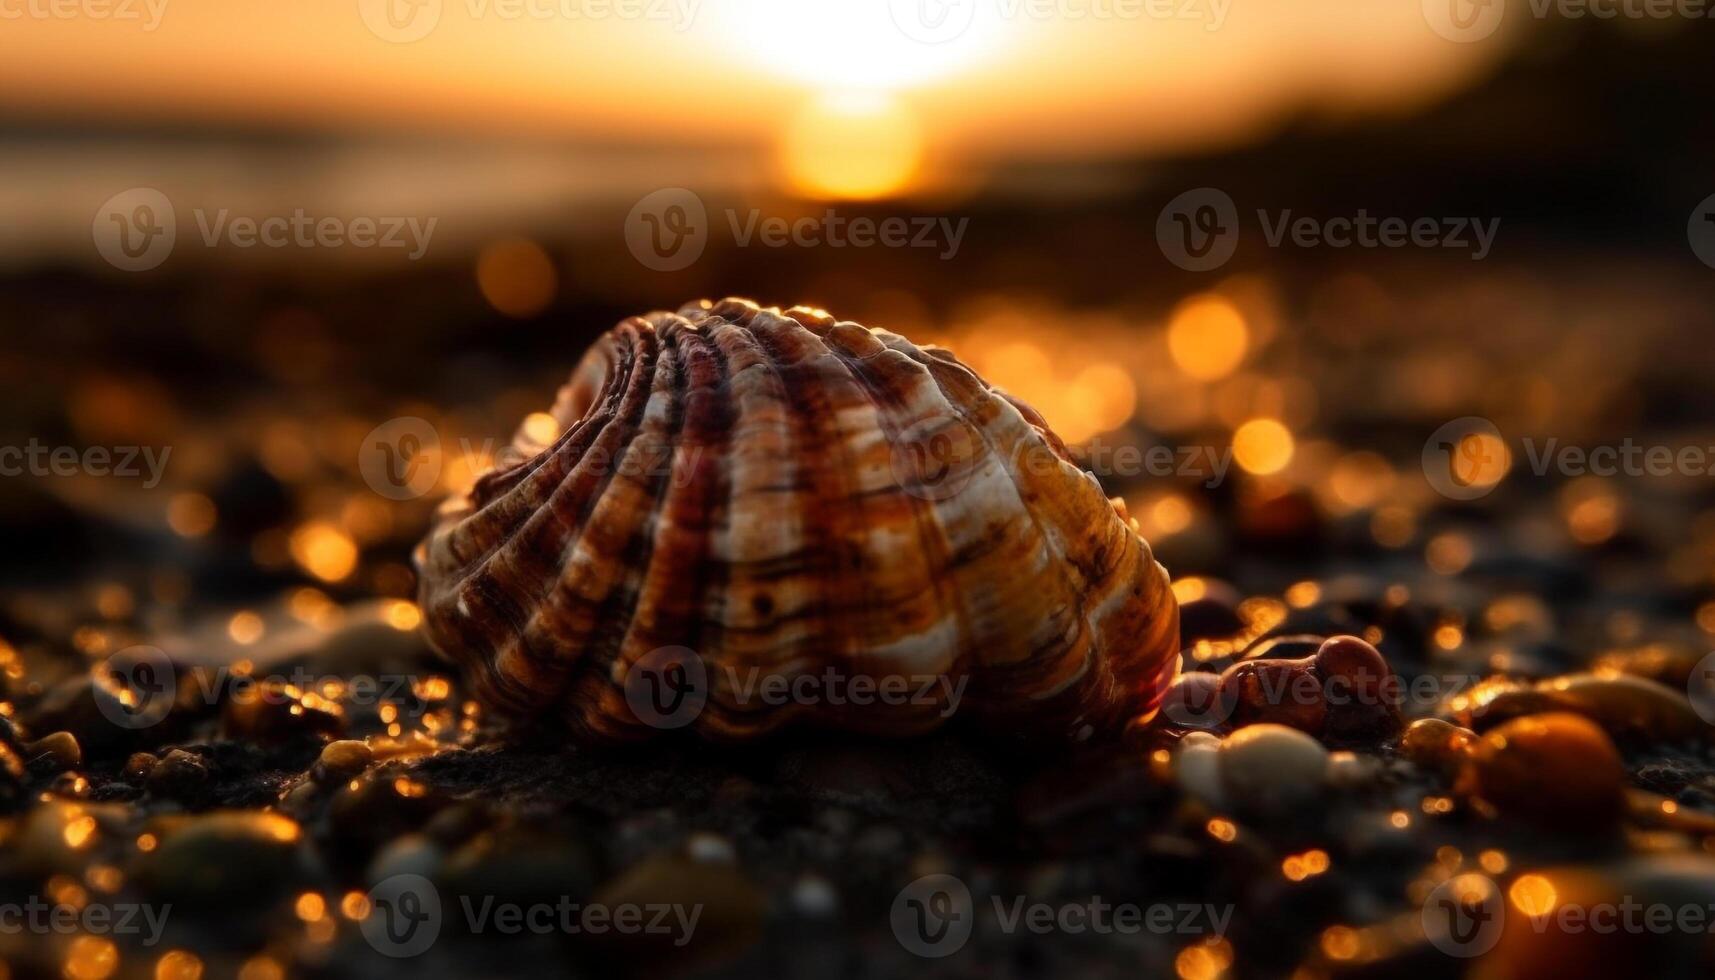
left=1174, top=739, right=1227, bottom=810
left=123, top=752, right=159, bottom=781
left=25, top=731, right=82, bottom=772
left=1468, top=712, right=1624, bottom=831
left=790, top=874, right=839, bottom=917
left=148, top=749, right=209, bottom=794
left=312, top=740, right=373, bottom=785
left=1400, top=718, right=1476, bottom=778
left=1218, top=723, right=1329, bottom=817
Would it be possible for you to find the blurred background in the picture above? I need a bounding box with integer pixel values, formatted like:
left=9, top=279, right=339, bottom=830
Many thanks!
left=2, top=1, right=1714, bottom=662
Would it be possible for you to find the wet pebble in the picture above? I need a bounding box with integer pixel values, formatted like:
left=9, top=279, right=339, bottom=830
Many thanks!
left=1218, top=723, right=1329, bottom=818
left=131, top=811, right=312, bottom=913
left=24, top=731, right=82, bottom=774
left=588, top=853, right=766, bottom=970
left=1399, top=718, right=1476, bottom=778
left=147, top=748, right=209, bottom=795
left=1464, top=712, right=1625, bottom=832
left=311, top=739, right=373, bottom=785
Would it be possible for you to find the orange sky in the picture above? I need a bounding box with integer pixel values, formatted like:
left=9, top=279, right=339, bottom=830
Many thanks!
left=0, top=0, right=1507, bottom=160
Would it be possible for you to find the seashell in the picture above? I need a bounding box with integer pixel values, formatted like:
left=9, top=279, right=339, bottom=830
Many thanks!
left=417, top=298, right=1180, bottom=741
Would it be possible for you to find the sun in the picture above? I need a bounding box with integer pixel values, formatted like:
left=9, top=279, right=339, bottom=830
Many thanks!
left=722, top=0, right=1011, bottom=92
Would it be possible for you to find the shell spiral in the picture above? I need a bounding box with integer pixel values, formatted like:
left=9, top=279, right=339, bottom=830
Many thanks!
left=416, top=298, right=1179, bottom=741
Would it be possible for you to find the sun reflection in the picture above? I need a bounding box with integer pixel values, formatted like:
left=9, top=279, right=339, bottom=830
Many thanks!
left=780, top=92, right=923, bottom=200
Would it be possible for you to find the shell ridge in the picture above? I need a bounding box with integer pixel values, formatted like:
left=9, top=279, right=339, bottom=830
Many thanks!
left=715, top=309, right=844, bottom=734
left=562, top=324, right=698, bottom=735
left=598, top=318, right=733, bottom=727
left=459, top=324, right=667, bottom=714
left=819, top=337, right=973, bottom=725
left=887, top=336, right=1107, bottom=717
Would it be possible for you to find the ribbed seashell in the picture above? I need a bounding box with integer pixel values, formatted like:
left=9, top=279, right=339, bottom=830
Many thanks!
left=416, top=298, right=1179, bottom=741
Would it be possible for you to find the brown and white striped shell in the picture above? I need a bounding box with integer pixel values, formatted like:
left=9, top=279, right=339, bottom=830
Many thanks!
left=415, top=298, right=1179, bottom=741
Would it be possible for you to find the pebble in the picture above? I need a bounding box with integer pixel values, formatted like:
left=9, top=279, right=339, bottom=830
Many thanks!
left=311, top=739, right=373, bottom=785
left=790, top=874, right=840, bottom=918
left=1215, top=635, right=1402, bottom=742
left=1537, top=673, right=1707, bottom=743
left=131, top=811, right=310, bottom=911
left=1465, top=712, right=1624, bottom=832
left=588, top=853, right=766, bottom=969
left=1217, top=723, right=1329, bottom=818
left=123, top=752, right=159, bottom=781
left=1173, top=735, right=1227, bottom=810
left=686, top=831, right=738, bottom=864
left=366, top=833, right=444, bottom=886
left=1158, top=672, right=1230, bottom=730
left=148, top=748, right=210, bottom=795
left=1400, top=718, right=1476, bottom=778
left=1325, top=750, right=1382, bottom=789
left=25, top=731, right=82, bottom=773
